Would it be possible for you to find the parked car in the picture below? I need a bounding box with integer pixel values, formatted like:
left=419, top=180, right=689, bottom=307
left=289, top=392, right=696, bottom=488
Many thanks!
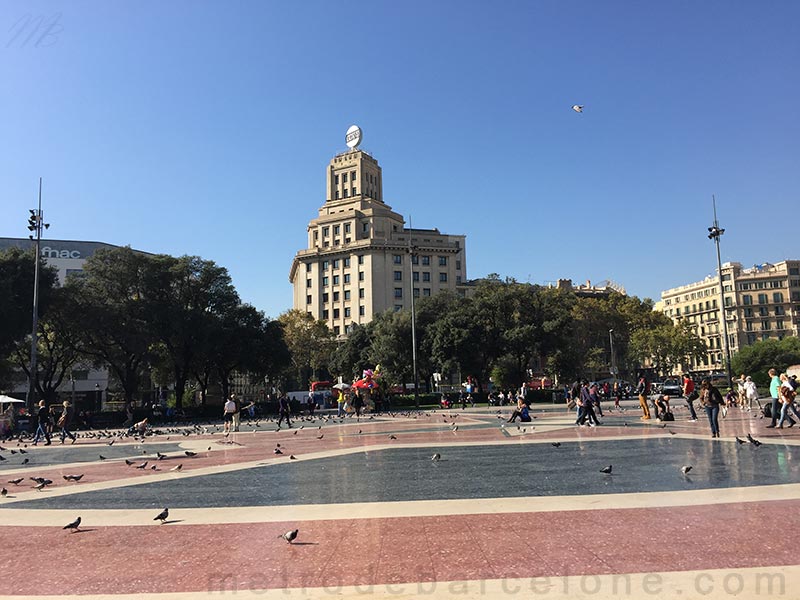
left=661, top=379, right=682, bottom=397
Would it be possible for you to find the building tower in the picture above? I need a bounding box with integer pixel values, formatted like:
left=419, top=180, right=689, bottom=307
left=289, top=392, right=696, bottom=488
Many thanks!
left=289, top=127, right=466, bottom=337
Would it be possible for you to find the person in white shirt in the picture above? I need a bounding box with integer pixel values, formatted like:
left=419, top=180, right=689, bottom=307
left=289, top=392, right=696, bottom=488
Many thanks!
left=223, top=395, right=236, bottom=435
left=743, top=376, right=759, bottom=412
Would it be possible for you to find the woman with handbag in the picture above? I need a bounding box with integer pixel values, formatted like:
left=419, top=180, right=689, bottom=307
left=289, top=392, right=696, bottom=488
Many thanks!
left=777, top=373, right=800, bottom=428
left=699, top=379, right=724, bottom=438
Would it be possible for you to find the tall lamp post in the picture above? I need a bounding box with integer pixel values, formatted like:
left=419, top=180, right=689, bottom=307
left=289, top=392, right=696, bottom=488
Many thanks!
left=26, top=178, right=49, bottom=413
left=407, top=220, right=419, bottom=409
left=609, top=329, right=616, bottom=384
left=707, top=196, right=733, bottom=389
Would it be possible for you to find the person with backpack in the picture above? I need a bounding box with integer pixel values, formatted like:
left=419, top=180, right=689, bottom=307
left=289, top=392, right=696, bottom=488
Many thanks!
left=699, top=379, right=725, bottom=438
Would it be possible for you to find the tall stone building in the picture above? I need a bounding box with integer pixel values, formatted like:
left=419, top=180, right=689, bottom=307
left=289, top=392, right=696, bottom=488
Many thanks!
left=289, top=130, right=466, bottom=337
left=658, top=260, right=800, bottom=373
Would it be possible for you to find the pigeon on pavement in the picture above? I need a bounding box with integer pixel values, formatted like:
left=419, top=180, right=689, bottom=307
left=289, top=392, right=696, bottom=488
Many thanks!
left=600, top=465, right=613, bottom=474
left=681, top=465, right=693, bottom=475
left=63, top=516, right=81, bottom=532
left=431, top=453, right=441, bottom=462
left=7, top=478, right=23, bottom=485
left=280, top=529, right=298, bottom=543
left=154, top=508, right=169, bottom=524
left=170, top=464, right=182, bottom=472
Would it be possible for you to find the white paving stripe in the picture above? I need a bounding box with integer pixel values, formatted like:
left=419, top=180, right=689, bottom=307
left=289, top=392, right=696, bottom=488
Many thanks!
left=2, top=481, right=800, bottom=527
left=0, top=565, right=796, bottom=600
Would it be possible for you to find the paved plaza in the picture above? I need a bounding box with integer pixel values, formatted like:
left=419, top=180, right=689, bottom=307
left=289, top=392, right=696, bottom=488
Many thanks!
left=1, top=401, right=799, bottom=599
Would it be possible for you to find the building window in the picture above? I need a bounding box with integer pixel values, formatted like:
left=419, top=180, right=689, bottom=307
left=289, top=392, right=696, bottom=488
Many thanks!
left=423, top=288, right=431, bottom=296
left=322, top=293, right=329, bottom=303
left=411, top=255, right=419, bottom=265
left=393, top=254, right=403, bottom=265
left=333, top=275, right=340, bottom=285
left=332, top=259, right=339, bottom=269
left=344, top=290, right=351, bottom=300
left=762, top=320, right=771, bottom=331
left=759, top=306, right=769, bottom=316
left=394, top=288, right=403, bottom=298
left=777, top=319, right=785, bottom=330
left=345, top=237, right=351, bottom=244
left=342, top=173, right=348, bottom=183
left=773, top=292, right=784, bottom=303
left=322, top=260, right=329, bottom=270
left=440, top=272, right=448, bottom=282
left=343, top=189, right=349, bottom=198
left=334, top=326, right=340, bottom=335
left=344, top=274, right=351, bottom=284
left=423, top=272, right=431, bottom=282
left=351, top=170, right=356, bottom=180
left=322, top=309, right=329, bottom=319
left=323, top=227, right=329, bottom=237
left=306, top=279, right=312, bottom=288
left=456, top=260, right=461, bottom=270
left=359, top=272, right=364, bottom=281
left=413, top=272, right=419, bottom=281
left=358, top=255, right=364, bottom=265
left=306, top=263, right=312, bottom=271
left=758, top=293, right=768, bottom=305
left=413, top=288, right=420, bottom=298
left=306, top=295, right=312, bottom=304
left=333, top=308, right=340, bottom=319
left=456, top=275, right=462, bottom=283
left=333, top=291, right=339, bottom=302
left=335, top=174, right=339, bottom=184
left=345, top=223, right=351, bottom=234
left=742, top=295, right=751, bottom=305
left=744, top=307, right=754, bottom=318
left=359, top=305, right=365, bottom=316
left=345, top=307, right=351, bottom=318
left=439, top=256, right=447, bottom=266
left=335, top=191, right=340, bottom=200
left=362, top=222, right=369, bottom=233
left=322, top=276, right=329, bottom=286
left=344, top=258, right=351, bottom=267
left=421, top=256, right=430, bottom=266
left=775, top=305, right=785, bottom=316
left=394, top=271, right=402, bottom=281
left=334, top=225, right=340, bottom=235
left=352, top=187, right=357, bottom=195
left=359, top=288, right=365, bottom=299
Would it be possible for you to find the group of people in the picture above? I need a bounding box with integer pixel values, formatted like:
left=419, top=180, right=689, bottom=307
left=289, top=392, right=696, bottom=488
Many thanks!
left=32, top=399, right=77, bottom=445
left=766, top=369, right=799, bottom=429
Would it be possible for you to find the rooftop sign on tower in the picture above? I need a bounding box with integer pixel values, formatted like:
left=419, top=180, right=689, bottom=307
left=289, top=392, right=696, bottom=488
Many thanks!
left=345, top=125, right=362, bottom=149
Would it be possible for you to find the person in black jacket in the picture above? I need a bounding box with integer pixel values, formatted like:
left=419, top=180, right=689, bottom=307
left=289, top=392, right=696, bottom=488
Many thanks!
left=700, top=379, right=725, bottom=438
left=32, top=400, right=51, bottom=446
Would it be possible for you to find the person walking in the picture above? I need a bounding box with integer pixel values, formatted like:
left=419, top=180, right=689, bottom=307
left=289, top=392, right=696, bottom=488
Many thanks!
left=699, top=379, right=725, bottom=438
left=683, top=374, right=699, bottom=421
left=743, top=376, right=758, bottom=412
left=613, top=381, right=622, bottom=411
left=336, top=389, right=347, bottom=418
left=277, top=394, right=292, bottom=428
left=636, top=376, right=651, bottom=420
left=777, top=373, right=800, bottom=428
left=32, top=400, right=51, bottom=446
left=231, top=394, right=242, bottom=432
left=767, top=368, right=791, bottom=428
left=58, top=400, right=77, bottom=444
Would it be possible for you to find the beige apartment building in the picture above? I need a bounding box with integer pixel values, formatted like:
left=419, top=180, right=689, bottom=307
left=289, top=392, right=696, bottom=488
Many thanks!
left=659, top=260, right=800, bottom=373
left=289, top=141, right=466, bottom=336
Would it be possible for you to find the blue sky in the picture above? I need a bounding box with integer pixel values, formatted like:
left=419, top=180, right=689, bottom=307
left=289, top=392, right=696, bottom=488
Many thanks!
left=2, top=1, right=798, bottom=318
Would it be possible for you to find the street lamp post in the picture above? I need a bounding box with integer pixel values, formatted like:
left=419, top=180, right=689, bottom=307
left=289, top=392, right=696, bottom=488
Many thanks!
left=609, top=329, right=616, bottom=384
left=407, top=220, right=419, bottom=409
left=707, top=195, right=734, bottom=389
left=26, top=178, right=49, bottom=413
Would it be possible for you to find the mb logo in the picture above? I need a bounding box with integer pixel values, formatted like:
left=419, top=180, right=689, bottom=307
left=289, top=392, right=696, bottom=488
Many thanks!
left=7, top=13, right=63, bottom=48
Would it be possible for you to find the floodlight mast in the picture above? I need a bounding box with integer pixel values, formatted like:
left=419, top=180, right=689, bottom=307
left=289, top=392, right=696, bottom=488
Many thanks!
left=707, top=195, right=733, bottom=390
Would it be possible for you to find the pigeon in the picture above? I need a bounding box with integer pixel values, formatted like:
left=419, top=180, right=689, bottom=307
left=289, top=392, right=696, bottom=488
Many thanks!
left=7, top=478, right=23, bottom=485
left=280, top=529, right=298, bottom=543
left=150, top=465, right=158, bottom=470
left=600, top=465, right=613, bottom=474
left=10, top=450, right=16, bottom=454
left=681, top=465, right=693, bottom=475
left=747, top=433, right=762, bottom=446
left=63, top=516, right=81, bottom=532
left=184, top=451, right=197, bottom=457
left=274, top=448, right=283, bottom=455
left=572, top=105, right=584, bottom=113
left=551, top=442, right=561, bottom=448
left=63, top=474, right=84, bottom=482
left=735, top=436, right=746, bottom=445
left=34, top=482, right=48, bottom=491
left=99, top=455, right=107, bottom=461
left=317, top=434, right=324, bottom=440
left=135, top=462, right=148, bottom=469
left=21, top=458, right=29, bottom=465
left=431, top=453, right=441, bottom=462
left=276, top=443, right=281, bottom=448
left=170, top=464, right=182, bottom=472
left=0, top=456, right=5, bottom=461
left=19, top=449, right=27, bottom=454
left=452, top=425, right=459, bottom=432
left=1, top=488, right=6, bottom=497
left=154, top=508, right=169, bottom=523
left=157, top=452, right=167, bottom=460
left=107, top=440, right=115, bottom=446
left=125, top=459, right=135, bottom=466
left=389, top=435, right=397, bottom=440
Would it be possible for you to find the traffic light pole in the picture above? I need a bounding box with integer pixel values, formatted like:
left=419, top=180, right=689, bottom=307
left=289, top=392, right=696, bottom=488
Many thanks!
left=27, top=178, right=46, bottom=413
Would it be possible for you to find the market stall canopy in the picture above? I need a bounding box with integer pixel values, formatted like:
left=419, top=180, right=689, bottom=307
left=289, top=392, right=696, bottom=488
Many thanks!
left=0, top=395, right=24, bottom=404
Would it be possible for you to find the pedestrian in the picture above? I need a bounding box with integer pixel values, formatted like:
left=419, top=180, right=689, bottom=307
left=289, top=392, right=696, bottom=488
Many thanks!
left=636, top=376, right=651, bottom=420
left=743, top=376, right=758, bottom=412
left=306, top=393, right=316, bottom=416
left=589, top=382, right=604, bottom=419
left=777, top=373, right=800, bottom=428
left=222, top=394, right=236, bottom=435
left=613, top=381, right=622, bottom=411
left=231, top=394, right=241, bottom=432
left=683, top=374, right=699, bottom=421
left=32, top=400, right=51, bottom=446
left=766, top=368, right=788, bottom=428
left=575, top=380, right=600, bottom=427
left=352, top=392, right=364, bottom=419
left=277, top=394, right=292, bottom=428
left=699, top=378, right=724, bottom=438
left=336, top=389, right=346, bottom=417
left=58, top=400, right=77, bottom=444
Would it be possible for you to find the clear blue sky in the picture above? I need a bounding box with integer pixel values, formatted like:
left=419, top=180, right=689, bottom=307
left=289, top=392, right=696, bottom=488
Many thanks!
left=2, top=1, right=798, bottom=318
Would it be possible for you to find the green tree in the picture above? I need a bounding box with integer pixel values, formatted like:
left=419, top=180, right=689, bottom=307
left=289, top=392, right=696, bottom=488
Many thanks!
left=629, top=322, right=707, bottom=377
left=328, top=322, right=376, bottom=383
left=731, top=337, right=800, bottom=386
left=278, top=309, right=336, bottom=387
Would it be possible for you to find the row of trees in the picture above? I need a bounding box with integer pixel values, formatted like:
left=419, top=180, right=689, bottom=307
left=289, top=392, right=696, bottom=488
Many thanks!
left=0, top=247, right=290, bottom=409
left=285, top=275, right=709, bottom=391
left=2, top=246, right=713, bottom=409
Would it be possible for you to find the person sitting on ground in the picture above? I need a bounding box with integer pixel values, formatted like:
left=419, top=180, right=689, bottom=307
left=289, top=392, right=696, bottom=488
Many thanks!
left=507, top=397, right=531, bottom=423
